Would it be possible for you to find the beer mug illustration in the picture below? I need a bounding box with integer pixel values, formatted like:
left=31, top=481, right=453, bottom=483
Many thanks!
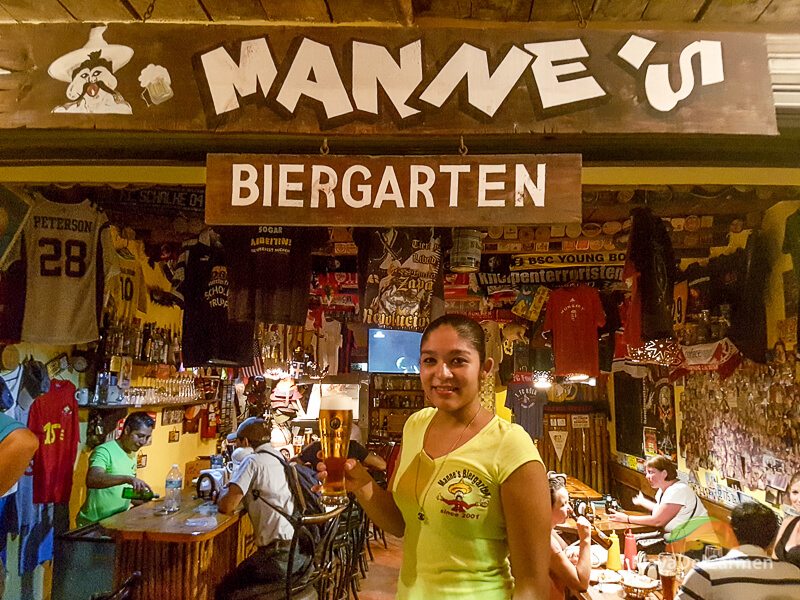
left=138, top=64, right=174, bottom=106
left=318, top=389, right=353, bottom=506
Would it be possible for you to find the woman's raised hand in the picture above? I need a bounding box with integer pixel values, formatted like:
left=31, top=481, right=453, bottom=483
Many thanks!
left=575, top=515, right=592, bottom=542
left=631, top=492, right=647, bottom=507
left=315, top=454, right=374, bottom=493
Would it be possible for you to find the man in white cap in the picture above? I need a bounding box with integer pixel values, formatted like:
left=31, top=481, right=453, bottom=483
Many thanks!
left=215, top=417, right=302, bottom=599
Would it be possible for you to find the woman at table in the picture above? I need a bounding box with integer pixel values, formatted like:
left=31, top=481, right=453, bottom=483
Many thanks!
left=319, top=314, right=551, bottom=600
left=608, top=456, right=707, bottom=539
left=773, top=471, right=800, bottom=567
left=548, top=475, right=592, bottom=600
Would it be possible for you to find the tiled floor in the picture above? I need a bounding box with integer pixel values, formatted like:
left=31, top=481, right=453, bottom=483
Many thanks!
left=357, top=531, right=403, bottom=600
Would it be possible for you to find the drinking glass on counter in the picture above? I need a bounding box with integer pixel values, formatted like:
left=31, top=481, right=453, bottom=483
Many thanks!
left=658, top=552, right=678, bottom=600
left=318, top=391, right=352, bottom=506
left=703, top=544, right=723, bottom=561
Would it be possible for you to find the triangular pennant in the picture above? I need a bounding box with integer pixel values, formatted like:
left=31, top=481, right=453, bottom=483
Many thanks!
left=549, top=430, right=569, bottom=461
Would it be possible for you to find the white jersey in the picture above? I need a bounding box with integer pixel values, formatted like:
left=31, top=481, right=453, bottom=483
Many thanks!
left=9, top=196, right=118, bottom=344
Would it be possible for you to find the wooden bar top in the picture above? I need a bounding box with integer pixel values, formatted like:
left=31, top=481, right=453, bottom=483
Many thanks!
left=101, top=490, right=242, bottom=543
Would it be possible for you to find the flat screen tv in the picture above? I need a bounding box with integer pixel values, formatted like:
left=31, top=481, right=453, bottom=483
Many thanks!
left=368, top=329, right=422, bottom=374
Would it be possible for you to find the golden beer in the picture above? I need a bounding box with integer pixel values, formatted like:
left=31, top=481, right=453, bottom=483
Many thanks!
left=318, top=394, right=353, bottom=505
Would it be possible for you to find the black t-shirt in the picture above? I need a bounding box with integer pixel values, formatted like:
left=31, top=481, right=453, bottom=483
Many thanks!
left=173, top=237, right=253, bottom=366
left=298, top=440, right=368, bottom=466
left=220, top=226, right=328, bottom=325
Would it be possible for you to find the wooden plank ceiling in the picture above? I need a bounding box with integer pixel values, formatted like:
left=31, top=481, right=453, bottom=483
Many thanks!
left=1, top=0, right=798, bottom=24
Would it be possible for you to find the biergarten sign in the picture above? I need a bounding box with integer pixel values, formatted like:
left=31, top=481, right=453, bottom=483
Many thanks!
left=204, top=154, right=582, bottom=227
left=0, top=24, right=776, bottom=136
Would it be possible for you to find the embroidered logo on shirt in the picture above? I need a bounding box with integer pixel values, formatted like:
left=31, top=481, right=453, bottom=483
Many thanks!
left=435, top=469, right=490, bottom=519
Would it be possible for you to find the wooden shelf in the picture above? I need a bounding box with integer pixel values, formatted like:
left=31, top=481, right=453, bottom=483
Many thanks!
left=82, top=397, right=209, bottom=411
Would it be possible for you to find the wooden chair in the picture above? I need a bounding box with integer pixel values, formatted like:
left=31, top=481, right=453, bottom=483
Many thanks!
left=90, top=571, right=141, bottom=600
left=228, top=504, right=347, bottom=600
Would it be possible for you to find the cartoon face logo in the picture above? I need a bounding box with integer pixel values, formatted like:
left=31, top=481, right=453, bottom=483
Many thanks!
left=435, top=473, right=491, bottom=517
left=48, top=26, right=133, bottom=114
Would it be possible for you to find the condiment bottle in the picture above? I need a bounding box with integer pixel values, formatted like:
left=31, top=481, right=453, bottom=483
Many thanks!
left=606, top=531, right=622, bottom=571
left=624, top=528, right=638, bottom=570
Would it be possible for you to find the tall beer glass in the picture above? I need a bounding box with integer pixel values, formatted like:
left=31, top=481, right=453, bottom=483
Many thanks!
left=318, top=391, right=352, bottom=506
left=658, top=552, right=678, bottom=600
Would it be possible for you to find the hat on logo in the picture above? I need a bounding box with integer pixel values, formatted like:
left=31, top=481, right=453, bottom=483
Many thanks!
left=18, top=359, right=50, bottom=410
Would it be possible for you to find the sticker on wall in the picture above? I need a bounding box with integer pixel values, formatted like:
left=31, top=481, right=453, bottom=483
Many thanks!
left=168, top=429, right=180, bottom=443
left=48, top=25, right=134, bottom=114
left=137, top=454, right=147, bottom=468
left=139, top=64, right=174, bottom=106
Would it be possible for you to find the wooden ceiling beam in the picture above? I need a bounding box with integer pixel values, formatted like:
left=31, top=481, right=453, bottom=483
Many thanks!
left=641, top=0, right=706, bottom=22
left=0, top=0, right=73, bottom=21
left=530, top=0, right=592, bottom=22
left=200, top=0, right=268, bottom=21
left=698, top=0, right=771, bottom=23
left=58, top=0, right=134, bottom=21
left=757, top=0, right=800, bottom=24
left=327, top=0, right=402, bottom=23
left=593, top=0, right=649, bottom=21
left=125, top=0, right=209, bottom=21
left=258, top=0, right=330, bottom=22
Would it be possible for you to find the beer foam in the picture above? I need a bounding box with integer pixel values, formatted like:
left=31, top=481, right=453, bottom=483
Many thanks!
left=320, top=393, right=354, bottom=411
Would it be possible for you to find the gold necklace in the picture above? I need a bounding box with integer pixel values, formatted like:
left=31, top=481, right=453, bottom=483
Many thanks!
left=414, top=406, right=482, bottom=522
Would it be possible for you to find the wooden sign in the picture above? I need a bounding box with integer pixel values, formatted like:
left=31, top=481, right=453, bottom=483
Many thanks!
left=0, top=24, right=777, bottom=136
left=205, top=153, right=582, bottom=227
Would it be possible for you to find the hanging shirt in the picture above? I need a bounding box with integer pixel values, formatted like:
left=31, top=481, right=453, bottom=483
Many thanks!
left=355, top=228, right=447, bottom=332
left=543, top=285, right=606, bottom=378
left=7, top=195, right=118, bottom=344
left=172, top=234, right=253, bottom=366
left=106, top=240, right=148, bottom=322
left=220, top=226, right=328, bottom=326
left=27, top=379, right=80, bottom=504
left=504, top=372, right=547, bottom=439
left=319, top=318, right=343, bottom=375
left=13, top=401, right=54, bottom=575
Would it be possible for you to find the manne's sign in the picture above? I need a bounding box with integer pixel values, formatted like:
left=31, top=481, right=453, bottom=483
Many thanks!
left=0, top=24, right=776, bottom=135
left=205, top=154, right=581, bottom=227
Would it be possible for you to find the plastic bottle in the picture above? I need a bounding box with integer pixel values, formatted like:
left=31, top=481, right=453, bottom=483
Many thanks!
left=606, top=531, right=622, bottom=571
left=624, top=528, right=638, bottom=571
left=164, top=464, right=183, bottom=513
left=121, top=487, right=159, bottom=501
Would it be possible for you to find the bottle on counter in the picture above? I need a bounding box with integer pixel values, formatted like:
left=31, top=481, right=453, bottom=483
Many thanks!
left=121, top=487, right=159, bottom=501
left=606, top=531, right=622, bottom=571
left=624, top=528, right=638, bottom=570
left=164, top=464, right=183, bottom=513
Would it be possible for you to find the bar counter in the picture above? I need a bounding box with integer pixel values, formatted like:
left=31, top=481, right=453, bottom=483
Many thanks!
left=101, top=490, right=254, bottom=600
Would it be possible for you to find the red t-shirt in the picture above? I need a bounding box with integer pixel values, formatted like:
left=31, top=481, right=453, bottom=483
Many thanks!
left=543, top=285, right=606, bottom=378
left=27, top=379, right=80, bottom=504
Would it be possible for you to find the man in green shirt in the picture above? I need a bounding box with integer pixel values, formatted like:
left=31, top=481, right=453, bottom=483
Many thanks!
left=77, top=412, right=155, bottom=526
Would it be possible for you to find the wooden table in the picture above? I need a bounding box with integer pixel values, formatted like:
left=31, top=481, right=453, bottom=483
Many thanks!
left=566, top=476, right=604, bottom=501
left=556, top=511, right=656, bottom=538
left=102, top=490, right=254, bottom=600
left=579, top=583, right=663, bottom=599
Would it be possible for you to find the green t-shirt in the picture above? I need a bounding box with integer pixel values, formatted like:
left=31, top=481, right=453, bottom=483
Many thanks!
left=392, top=407, right=542, bottom=600
left=77, top=440, right=136, bottom=526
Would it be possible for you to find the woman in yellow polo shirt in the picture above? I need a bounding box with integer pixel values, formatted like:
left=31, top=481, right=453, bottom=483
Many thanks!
left=323, top=314, right=551, bottom=599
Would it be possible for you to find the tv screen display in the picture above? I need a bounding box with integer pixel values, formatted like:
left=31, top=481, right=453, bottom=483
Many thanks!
left=368, top=329, right=422, bottom=374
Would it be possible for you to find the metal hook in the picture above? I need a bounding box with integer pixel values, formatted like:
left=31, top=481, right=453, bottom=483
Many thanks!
left=458, top=136, right=468, bottom=156
left=320, top=137, right=330, bottom=156
left=571, top=0, right=587, bottom=28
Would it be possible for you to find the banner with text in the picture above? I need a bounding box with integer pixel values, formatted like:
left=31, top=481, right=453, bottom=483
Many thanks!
left=0, top=24, right=777, bottom=136
left=205, top=153, right=581, bottom=227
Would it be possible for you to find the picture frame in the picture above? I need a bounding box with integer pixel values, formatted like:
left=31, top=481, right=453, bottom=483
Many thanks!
left=168, top=429, right=180, bottom=443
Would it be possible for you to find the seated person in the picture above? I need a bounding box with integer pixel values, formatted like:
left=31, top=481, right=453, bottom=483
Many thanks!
left=609, top=456, right=707, bottom=543
left=215, top=417, right=305, bottom=600
left=295, top=436, right=386, bottom=472
left=77, top=412, right=154, bottom=526
left=548, top=474, right=591, bottom=600
left=677, top=501, right=800, bottom=600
